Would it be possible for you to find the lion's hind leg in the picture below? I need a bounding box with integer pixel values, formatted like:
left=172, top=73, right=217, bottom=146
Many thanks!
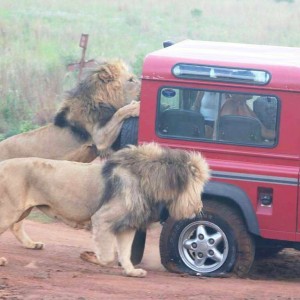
left=0, top=221, right=8, bottom=266
left=10, top=220, right=44, bottom=250
left=0, top=216, right=17, bottom=266
left=63, top=143, right=99, bottom=163
left=80, top=251, right=100, bottom=265
left=0, top=188, right=42, bottom=265
left=116, top=229, right=147, bottom=278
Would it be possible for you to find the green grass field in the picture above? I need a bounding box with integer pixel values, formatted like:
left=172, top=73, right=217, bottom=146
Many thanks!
left=27, top=209, right=56, bottom=224
left=1, top=0, right=299, bottom=137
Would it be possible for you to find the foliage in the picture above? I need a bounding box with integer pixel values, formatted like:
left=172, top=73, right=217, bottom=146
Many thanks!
left=1, top=0, right=300, bottom=137
left=28, top=209, right=56, bottom=224
left=274, top=0, right=294, bottom=2
left=191, top=8, right=202, bottom=18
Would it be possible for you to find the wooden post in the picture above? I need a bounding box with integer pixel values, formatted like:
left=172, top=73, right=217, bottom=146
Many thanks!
left=78, top=34, right=89, bottom=81
left=66, top=34, right=96, bottom=81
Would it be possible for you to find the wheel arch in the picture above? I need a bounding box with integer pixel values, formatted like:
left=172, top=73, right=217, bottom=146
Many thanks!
left=203, top=181, right=260, bottom=236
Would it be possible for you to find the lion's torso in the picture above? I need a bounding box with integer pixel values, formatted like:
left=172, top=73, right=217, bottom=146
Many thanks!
left=0, top=124, right=92, bottom=162
left=0, top=157, right=104, bottom=222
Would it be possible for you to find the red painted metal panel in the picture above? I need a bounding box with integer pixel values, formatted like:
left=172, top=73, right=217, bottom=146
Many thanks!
left=139, top=40, right=300, bottom=242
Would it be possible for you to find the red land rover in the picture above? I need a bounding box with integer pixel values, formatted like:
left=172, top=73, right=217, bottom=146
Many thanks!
left=118, top=39, right=300, bottom=277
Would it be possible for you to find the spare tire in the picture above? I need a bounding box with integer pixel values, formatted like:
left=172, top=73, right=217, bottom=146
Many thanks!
left=112, top=117, right=139, bottom=150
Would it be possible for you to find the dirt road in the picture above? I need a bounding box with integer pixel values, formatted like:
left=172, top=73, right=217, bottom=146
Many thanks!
left=1, top=219, right=300, bottom=300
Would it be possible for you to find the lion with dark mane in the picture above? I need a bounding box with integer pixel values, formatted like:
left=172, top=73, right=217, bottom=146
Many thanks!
left=0, top=143, right=210, bottom=277
left=0, top=60, right=140, bottom=250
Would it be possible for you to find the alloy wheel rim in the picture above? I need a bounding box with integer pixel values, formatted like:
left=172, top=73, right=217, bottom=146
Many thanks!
left=178, top=220, right=229, bottom=274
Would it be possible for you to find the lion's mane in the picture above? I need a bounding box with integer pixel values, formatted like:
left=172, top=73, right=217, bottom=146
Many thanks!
left=54, top=60, right=139, bottom=141
left=100, top=143, right=210, bottom=232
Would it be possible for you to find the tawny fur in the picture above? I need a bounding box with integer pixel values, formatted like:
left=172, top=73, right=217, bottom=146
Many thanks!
left=0, top=60, right=140, bottom=162
left=0, top=143, right=210, bottom=277
left=0, top=60, right=140, bottom=249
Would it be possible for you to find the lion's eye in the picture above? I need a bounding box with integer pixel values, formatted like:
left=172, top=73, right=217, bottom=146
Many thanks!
left=128, top=77, right=135, bottom=82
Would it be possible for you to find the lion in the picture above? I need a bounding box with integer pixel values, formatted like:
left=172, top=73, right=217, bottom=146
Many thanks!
left=0, top=143, right=210, bottom=277
left=0, top=59, right=140, bottom=249
left=0, top=59, right=140, bottom=161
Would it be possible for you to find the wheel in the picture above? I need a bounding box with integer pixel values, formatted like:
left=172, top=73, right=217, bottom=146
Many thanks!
left=159, top=200, right=255, bottom=277
left=119, top=117, right=139, bottom=148
left=112, top=117, right=139, bottom=150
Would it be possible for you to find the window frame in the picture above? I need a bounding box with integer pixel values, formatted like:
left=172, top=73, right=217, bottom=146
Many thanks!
left=172, top=64, right=271, bottom=86
left=156, top=86, right=280, bottom=148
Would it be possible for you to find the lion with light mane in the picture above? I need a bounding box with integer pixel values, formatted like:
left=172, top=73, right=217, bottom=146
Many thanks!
left=0, top=59, right=140, bottom=250
left=0, top=143, right=210, bottom=277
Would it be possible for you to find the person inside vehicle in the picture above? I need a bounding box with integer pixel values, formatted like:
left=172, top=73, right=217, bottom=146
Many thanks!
left=192, top=91, right=219, bottom=126
left=192, top=91, right=224, bottom=138
left=220, top=93, right=275, bottom=140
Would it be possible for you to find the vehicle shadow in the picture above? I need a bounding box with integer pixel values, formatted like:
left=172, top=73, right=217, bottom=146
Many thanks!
left=249, top=248, right=300, bottom=281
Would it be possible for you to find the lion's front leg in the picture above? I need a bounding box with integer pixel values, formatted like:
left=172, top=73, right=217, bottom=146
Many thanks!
left=92, top=101, right=140, bottom=153
left=91, top=212, right=117, bottom=267
left=117, top=100, right=140, bottom=119
left=92, top=232, right=117, bottom=267
left=116, top=229, right=147, bottom=278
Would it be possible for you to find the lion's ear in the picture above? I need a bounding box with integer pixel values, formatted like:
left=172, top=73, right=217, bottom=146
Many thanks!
left=97, top=66, right=115, bottom=83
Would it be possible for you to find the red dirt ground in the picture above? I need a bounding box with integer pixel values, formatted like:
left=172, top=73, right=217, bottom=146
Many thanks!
left=1, top=219, right=300, bottom=300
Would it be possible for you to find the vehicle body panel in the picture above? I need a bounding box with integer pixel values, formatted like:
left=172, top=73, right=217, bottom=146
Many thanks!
left=139, top=40, right=300, bottom=243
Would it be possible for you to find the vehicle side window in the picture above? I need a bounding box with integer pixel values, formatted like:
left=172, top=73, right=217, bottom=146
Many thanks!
left=157, top=87, right=278, bottom=147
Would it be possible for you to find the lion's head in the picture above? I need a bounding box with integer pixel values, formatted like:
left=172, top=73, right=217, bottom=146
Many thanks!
left=82, top=60, right=140, bottom=108
left=54, top=60, right=141, bottom=139
left=70, top=60, right=140, bottom=109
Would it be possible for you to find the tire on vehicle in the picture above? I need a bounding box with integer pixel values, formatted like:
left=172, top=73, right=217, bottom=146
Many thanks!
left=114, top=116, right=146, bottom=265
left=112, top=116, right=139, bottom=150
left=159, top=200, right=255, bottom=277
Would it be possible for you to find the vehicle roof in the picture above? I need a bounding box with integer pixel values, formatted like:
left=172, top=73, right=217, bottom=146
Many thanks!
left=142, top=40, right=300, bottom=91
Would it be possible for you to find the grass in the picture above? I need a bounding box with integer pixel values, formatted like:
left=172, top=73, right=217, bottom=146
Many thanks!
left=28, top=209, right=56, bottom=224
left=1, top=0, right=300, bottom=135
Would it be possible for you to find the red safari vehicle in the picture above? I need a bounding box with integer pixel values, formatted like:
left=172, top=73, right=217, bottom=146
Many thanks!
left=120, top=39, right=300, bottom=277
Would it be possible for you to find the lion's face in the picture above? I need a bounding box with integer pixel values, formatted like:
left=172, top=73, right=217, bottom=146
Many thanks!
left=120, top=71, right=141, bottom=105
left=89, top=60, right=141, bottom=109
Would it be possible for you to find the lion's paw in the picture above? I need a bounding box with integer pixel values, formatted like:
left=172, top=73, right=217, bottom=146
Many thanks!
left=121, top=101, right=140, bottom=118
left=129, top=101, right=140, bottom=116
left=130, top=100, right=139, bottom=105
left=32, top=242, right=44, bottom=250
left=98, top=148, right=114, bottom=159
left=124, top=268, right=147, bottom=278
left=0, top=257, right=7, bottom=266
left=80, top=251, right=100, bottom=265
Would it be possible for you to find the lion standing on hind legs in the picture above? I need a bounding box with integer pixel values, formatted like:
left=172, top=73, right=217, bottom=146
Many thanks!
left=0, top=59, right=140, bottom=252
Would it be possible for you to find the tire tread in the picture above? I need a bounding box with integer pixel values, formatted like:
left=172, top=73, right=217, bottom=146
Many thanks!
left=159, top=200, right=255, bottom=277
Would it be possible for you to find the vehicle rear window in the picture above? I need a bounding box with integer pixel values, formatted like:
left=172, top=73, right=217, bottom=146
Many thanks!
left=157, top=87, right=279, bottom=147
left=172, top=64, right=271, bottom=85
